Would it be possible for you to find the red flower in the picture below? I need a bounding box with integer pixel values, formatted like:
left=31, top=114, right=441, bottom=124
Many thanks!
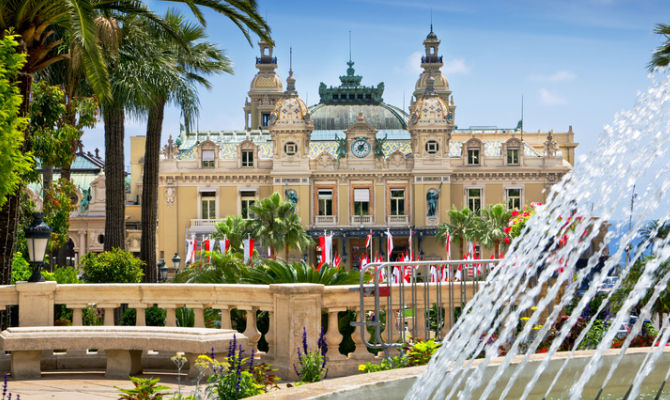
left=540, top=348, right=548, bottom=353
left=522, top=211, right=530, bottom=217
left=504, top=236, right=511, bottom=245
left=504, top=226, right=511, bottom=234
left=511, top=210, right=519, bottom=217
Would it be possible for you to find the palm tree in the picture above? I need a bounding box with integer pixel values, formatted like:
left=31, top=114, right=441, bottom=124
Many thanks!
left=98, top=0, right=270, bottom=252
left=277, top=211, right=313, bottom=261
left=214, top=216, right=252, bottom=253
left=436, top=206, right=480, bottom=259
left=138, top=11, right=232, bottom=282
left=479, top=203, right=512, bottom=257
left=650, top=23, right=670, bottom=70
left=0, top=0, right=110, bottom=283
left=248, top=193, right=295, bottom=259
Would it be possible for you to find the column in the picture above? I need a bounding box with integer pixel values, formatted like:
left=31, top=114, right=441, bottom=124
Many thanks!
left=269, top=283, right=324, bottom=380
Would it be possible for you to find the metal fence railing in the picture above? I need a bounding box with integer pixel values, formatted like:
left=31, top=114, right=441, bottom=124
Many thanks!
left=353, top=259, right=501, bottom=357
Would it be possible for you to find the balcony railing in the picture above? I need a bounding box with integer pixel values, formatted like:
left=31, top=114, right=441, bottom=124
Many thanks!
left=314, top=215, right=337, bottom=226
left=189, top=219, right=223, bottom=232
left=351, top=215, right=372, bottom=225
left=421, top=55, right=443, bottom=64
left=387, top=215, right=409, bottom=225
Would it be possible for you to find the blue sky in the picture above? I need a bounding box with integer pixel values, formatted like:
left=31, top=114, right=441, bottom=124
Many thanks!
left=80, top=0, right=670, bottom=169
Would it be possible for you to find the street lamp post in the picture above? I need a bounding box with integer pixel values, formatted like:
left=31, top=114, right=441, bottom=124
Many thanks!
left=157, top=260, right=167, bottom=282
left=171, top=253, right=181, bottom=273
left=24, top=212, right=51, bottom=283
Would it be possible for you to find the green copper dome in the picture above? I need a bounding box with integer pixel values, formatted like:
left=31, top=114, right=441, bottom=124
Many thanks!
left=309, top=103, right=408, bottom=130
left=311, top=60, right=408, bottom=130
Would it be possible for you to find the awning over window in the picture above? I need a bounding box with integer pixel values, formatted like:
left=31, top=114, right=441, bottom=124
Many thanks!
left=354, top=188, right=370, bottom=202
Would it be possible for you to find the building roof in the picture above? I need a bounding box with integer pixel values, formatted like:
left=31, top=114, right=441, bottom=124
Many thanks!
left=309, top=103, right=408, bottom=130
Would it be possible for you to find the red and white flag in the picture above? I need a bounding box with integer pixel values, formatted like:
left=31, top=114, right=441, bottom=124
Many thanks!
left=409, top=229, right=413, bottom=259
left=319, top=235, right=333, bottom=266
left=392, top=266, right=401, bottom=284
left=243, top=238, right=254, bottom=264
left=441, top=265, right=450, bottom=282
left=203, top=238, right=212, bottom=262
left=186, top=237, right=197, bottom=264
left=455, top=264, right=462, bottom=281
left=360, top=254, right=368, bottom=268
left=219, top=239, right=230, bottom=254
left=385, top=230, right=394, bottom=262
left=430, top=265, right=437, bottom=283
left=333, top=253, right=341, bottom=267
left=365, top=232, right=373, bottom=249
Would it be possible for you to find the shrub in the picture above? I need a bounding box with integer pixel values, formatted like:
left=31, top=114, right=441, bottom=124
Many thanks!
left=80, top=249, right=144, bottom=283
left=11, top=252, right=31, bottom=283
left=358, top=338, right=441, bottom=373
left=42, top=265, right=81, bottom=283
left=293, top=327, right=328, bottom=383
left=116, top=376, right=169, bottom=400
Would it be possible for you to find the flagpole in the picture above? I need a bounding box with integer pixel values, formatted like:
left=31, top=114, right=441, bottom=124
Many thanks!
left=369, top=229, right=373, bottom=263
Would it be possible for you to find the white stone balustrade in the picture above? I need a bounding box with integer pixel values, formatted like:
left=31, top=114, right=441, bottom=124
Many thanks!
left=0, top=281, right=478, bottom=379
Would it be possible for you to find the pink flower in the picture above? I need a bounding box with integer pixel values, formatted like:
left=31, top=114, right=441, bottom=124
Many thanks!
left=504, top=226, right=511, bottom=234
left=504, top=236, right=511, bottom=245
left=523, top=211, right=530, bottom=217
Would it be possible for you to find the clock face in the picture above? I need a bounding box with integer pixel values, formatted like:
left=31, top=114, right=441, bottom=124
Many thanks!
left=351, top=138, right=371, bottom=158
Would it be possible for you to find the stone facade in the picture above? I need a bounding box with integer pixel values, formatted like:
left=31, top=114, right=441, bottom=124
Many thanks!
left=131, top=28, right=577, bottom=269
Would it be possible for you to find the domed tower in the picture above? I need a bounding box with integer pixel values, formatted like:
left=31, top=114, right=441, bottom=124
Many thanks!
left=409, top=77, right=454, bottom=162
left=411, top=26, right=454, bottom=115
left=244, top=40, right=284, bottom=130
left=269, top=58, right=313, bottom=169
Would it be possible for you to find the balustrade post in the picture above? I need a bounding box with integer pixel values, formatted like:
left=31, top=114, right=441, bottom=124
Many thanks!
left=162, top=305, right=177, bottom=327
left=16, top=281, right=57, bottom=326
left=415, top=307, right=427, bottom=341
left=350, top=307, right=373, bottom=360
left=99, top=305, right=118, bottom=326
left=269, top=284, right=324, bottom=380
left=187, top=305, right=205, bottom=328
left=326, top=308, right=346, bottom=360
left=239, top=306, right=261, bottom=350
left=129, top=304, right=146, bottom=326
left=68, top=306, right=84, bottom=326
left=212, top=305, right=231, bottom=329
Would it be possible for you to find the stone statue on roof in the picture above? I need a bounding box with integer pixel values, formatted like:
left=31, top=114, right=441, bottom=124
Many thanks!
left=374, top=133, right=388, bottom=158
left=335, top=135, right=347, bottom=159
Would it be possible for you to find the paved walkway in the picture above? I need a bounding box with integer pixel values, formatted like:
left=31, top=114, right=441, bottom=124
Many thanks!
left=6, top=371, right=198, bottom=400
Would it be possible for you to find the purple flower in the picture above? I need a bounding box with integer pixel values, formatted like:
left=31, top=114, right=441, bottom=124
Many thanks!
left=3, top=373, right=8, bottom=398
left=248, top=348, right=255, bottom=371
left=228, top=335, right=237, bottom=358
left=210, top=346, right=216, bottom=359
left=302, top=327, right=308, bottom=355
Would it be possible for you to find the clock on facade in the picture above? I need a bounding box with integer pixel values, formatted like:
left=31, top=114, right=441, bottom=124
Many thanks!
left=351, top=138, right=371, bottom=158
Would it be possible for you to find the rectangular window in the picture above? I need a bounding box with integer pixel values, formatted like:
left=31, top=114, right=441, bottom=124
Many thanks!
left=467, top=148, right=480, bottom=165
left=318, top=189, right=333, bottom=216
left=241, top=191, right=256, bottom=219
left=200, top=191, right=216, bottom=219
left=390, top=189, right=405, bottom=215
left=467, top=188, right=482, bottom=213
left=507, top=148, right=519, bottom=165
left=202, top=150, right=215, bottom=168
left=242, top=150, right=254, bottom=167
left=507, top=188, right=521, bottom=210
left=261, top=113, right=270, bottom=127
left=353, top=188, right=370, bottom=216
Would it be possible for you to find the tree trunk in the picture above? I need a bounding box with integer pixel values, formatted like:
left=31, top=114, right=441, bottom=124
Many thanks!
left=459, top=239, right=465, bottom=260
left=494, top=241, right=500, bottom=258
left=140, top=100, right=165, bottom=283
left=42, top=165, right=53, bottom=192
left=285, top=243, right=289, bottom=261
left=103, top=106, right=126, bottom=251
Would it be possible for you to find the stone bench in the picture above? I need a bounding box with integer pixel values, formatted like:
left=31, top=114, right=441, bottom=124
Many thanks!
left=0, top=326, right=249, bottom=379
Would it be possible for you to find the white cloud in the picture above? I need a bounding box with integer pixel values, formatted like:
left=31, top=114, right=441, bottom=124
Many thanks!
left=529, top=70, right=576, bottom=82
left=539, top=88, right=567, bottom=106
left=394, top=51, right=423, bottom=75
left=444, top=58, right=470, bottom=75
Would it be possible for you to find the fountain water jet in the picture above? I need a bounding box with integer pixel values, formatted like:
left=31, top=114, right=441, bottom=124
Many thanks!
left=406, top=70, right=670, bottom=400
